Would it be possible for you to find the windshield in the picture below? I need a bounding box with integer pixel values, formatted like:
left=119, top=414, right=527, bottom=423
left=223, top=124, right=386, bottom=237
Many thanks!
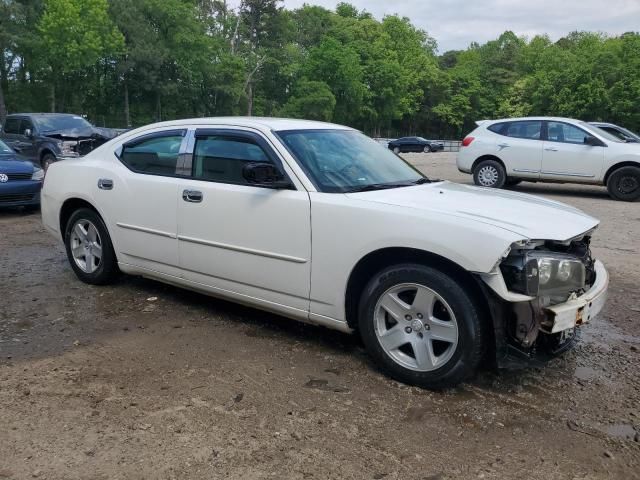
left=277, top=129, right=426, bottom=193
left=0, top=139, right=13, bottom=153
left=580, top=122, right=624, bottom=143
left=35, top=115, right=92, bottom=133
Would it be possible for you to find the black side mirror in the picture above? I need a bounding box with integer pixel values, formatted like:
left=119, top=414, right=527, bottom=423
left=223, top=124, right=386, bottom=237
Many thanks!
left=584, top=135, right=603, bottom=147
left=242, top=162, right=293, bottom=189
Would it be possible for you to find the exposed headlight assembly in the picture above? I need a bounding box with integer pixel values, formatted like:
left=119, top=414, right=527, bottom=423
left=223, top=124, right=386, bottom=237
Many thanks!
left=500, top=251, right=586, bottom=297
left=58, top=140, right=78, bottom=157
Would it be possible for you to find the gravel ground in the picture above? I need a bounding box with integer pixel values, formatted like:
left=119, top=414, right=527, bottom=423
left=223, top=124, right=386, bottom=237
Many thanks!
left=0, top=152, right=638, bottom=479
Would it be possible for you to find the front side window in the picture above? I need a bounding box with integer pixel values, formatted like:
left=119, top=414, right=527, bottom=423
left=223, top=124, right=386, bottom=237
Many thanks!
left=192, top=135, right=273, bottom=185
left=3, top=118, right=21, bottom=134
left=277, top=129, right=425, bottom=193
left=547, top=122, right=590, bottom=144
left=120, top=132, right=184, bottom=176
left=19, top=119, right=33, bottom=135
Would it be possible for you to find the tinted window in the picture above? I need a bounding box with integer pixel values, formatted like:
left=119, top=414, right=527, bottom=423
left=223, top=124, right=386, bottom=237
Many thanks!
left=19, top=119, right=33, bottom=135
left=547, top=122, right=589, bottom=144
left=120, top=133, right=183, bottom=175
left=192, top=135, right=272, bottom=185
left=504, top=121, right=541, bottom=140
left=487, top=122, right=507, bottom=134
left=3, top=118, right=21, bottom=134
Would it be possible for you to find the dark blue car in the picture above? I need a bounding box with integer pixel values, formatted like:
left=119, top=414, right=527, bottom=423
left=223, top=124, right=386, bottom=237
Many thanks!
left=0, top=139, right=44, bottom=209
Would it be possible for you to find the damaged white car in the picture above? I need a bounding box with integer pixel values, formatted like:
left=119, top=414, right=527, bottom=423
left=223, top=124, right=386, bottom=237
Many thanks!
left=41, top=118, right=609, bottom=389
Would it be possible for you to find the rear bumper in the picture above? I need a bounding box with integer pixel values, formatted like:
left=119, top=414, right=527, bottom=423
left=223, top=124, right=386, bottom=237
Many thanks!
left=0, top=181, right=42, bottom=207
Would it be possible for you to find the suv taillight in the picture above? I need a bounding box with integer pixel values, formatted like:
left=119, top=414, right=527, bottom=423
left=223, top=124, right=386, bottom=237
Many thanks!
left=461, top=136, right=475, bottom=147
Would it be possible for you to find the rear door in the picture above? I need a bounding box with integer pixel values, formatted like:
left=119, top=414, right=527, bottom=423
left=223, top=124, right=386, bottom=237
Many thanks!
left=489, top=120, right=543, bottom=178
left=99, top=129, right=187, bottom=277
left=541, top=121, right=605, bottom=182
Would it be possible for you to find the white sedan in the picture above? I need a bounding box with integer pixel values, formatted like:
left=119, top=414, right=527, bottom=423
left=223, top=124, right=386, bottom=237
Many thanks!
left=41, top=118, right=609, bottom=389
left=457, top=116, right=640, bottom=201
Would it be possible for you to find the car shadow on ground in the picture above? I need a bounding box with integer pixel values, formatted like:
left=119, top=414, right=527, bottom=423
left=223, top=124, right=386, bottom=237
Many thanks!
left=505, top=183, right=611, bottom=200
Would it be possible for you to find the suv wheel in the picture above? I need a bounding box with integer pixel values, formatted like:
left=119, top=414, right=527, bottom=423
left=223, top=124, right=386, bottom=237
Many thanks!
left=358, top=264, right=485, bottom=389
left=64, top=208, right=119, bottom=285
left=473, top=159, right=506, bottom=188
left=41, top=153, right=56, bottom=172
left=607, top=166, right=640, bottom=202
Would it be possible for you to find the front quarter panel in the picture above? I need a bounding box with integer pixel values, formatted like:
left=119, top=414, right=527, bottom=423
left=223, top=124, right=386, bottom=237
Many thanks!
left=308, top=192, right=523, bottom=321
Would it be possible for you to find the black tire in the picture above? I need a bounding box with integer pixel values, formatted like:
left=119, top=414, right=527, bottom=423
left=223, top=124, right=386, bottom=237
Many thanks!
left=473, top=159, right=506, bottom=188
left=606, top=166, right=640, bottom=202
left=41, top=153, right=56, bottom=172
left=358, top=263, right=486, bottom=390
left=64, top=208, right=119, bottom=285
left=505, top=178, right=522, bottom=187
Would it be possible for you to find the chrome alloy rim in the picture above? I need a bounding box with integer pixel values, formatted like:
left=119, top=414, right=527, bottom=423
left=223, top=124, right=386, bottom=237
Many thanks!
left=70, top=219, right=103, bottom=273
left=477, top=165, right=499, bottom=186
left=374, top=283, right=459, bottom=372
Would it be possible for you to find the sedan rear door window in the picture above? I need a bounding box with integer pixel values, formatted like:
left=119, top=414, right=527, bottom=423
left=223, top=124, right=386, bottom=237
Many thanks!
left=120, top=131, right=185, bottom=176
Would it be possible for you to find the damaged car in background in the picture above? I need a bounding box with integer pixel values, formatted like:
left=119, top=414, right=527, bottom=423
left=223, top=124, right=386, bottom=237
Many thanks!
left=0, top=113, right=125, bottom=171
left=41, top=118, right=609, bottom=389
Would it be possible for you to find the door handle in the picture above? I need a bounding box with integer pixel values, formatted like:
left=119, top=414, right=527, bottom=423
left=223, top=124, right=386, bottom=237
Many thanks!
left=182, top=189, right=203, bottom=203
left=97, top=178, right=113, bottom=190
left=544, top=147, right=559, bottom=152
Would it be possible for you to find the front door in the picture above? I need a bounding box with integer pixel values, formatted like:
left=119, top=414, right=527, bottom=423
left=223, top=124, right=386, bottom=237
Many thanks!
left=541, top=121, right=605, bottom=182
left=176, top=128, right=311, bottom=314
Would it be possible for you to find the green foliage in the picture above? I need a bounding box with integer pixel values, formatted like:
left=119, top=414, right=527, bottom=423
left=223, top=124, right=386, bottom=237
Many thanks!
left=0, top=0, right=638, bottom=137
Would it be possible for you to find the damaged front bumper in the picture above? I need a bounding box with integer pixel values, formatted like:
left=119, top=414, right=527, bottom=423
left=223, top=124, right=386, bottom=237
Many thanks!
left=479, top=260, right=609, bottom=369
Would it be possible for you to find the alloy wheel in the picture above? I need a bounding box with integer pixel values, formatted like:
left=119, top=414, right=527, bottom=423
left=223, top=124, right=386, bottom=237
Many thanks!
left=69, top=219, right=103, bottom=273
left=477, top=165, right=499, bottom=186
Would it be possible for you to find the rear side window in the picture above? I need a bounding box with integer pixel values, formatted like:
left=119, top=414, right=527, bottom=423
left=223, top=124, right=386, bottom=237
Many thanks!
left=3, top=118, right=21, bottom=134
left=192, top=135, right=272, bottom=185
left=489, top=121, right=541, bottom=139
left=120, top=132, right=184, bottom=176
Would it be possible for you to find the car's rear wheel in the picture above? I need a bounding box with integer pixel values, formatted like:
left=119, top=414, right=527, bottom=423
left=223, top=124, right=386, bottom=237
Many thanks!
left=41, top=153, right=56, bottom=172
left=358, top=264, right=485, bottom=389
left=64, top=208, right=119, bottom=285
left=473, top=159, right=506, bottom=188
left=393, top=146, right=400, bottom=154
left=607, top=166, right=640, bottom=202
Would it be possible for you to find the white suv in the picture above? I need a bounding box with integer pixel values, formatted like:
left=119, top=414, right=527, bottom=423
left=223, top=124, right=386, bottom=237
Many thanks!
left=457, top=116, right=640, bottom=201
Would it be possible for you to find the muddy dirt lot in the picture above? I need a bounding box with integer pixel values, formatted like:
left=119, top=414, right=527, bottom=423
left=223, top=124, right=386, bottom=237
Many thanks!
left=1, top=152, right=639, bottom=479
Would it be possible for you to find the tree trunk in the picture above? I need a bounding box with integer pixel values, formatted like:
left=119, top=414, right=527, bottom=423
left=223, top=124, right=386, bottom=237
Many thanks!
left=156, top=92, right=162, bottom=121
left=50, top=83, right=56, bottom=112
left=124, top=80, right=130, bottom=127
left=246, top=81, right=253, bottom=116
left=0, top=82, right=7, bottom=124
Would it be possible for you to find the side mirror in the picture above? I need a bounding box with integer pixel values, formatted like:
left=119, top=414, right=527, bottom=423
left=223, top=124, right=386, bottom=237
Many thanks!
left=584, top=135, right=603, bottom=147
left=242, top=162, right=293, bottom=189
left=23, top=128, right=32, bottom=138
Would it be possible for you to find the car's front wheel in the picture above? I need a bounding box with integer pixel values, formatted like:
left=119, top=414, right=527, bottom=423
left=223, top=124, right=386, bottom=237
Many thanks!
left=393, top=146, right=400, bottom=154
left=473, top=159, right=506, bottom=188
left=423, top=145, right=430, bottom=153
left=41, top=153, right=56, bottom=172
left=607, top=166, right=640, bottom=202
left=358, top=264, right=485, bottom=389
left=64, top=208, right=119, bottom=285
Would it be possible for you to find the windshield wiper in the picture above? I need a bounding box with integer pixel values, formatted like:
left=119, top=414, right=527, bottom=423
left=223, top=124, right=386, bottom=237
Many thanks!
left=412, top=177, right=431, bottom=184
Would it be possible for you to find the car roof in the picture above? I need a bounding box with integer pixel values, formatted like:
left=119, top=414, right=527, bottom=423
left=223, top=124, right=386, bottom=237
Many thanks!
left=482, top=116, right=585, bottom=125
left=129, top=117, right=354, bottom=133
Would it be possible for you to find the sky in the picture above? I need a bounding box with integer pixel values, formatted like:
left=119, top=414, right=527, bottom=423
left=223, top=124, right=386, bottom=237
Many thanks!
left=229, top=0, right=640, bottom=52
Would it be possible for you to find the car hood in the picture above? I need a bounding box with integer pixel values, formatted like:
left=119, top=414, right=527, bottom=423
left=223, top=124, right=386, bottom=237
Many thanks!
left=346, top=181, right=599, bottom=241
left=42, top=126, right=119, bottom=141
left=0, top=154, right=36, bottom=173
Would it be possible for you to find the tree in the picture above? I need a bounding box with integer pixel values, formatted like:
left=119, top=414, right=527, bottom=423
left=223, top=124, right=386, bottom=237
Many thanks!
left=279, top=79, right=335, bottom=120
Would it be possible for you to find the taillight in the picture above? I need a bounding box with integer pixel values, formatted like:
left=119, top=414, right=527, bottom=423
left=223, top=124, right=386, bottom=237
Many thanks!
left=461, top=136, right=475, bottom=147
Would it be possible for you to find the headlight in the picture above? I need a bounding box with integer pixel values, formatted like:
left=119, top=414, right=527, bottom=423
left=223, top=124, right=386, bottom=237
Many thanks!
left=500, top=251, right=586, bottom=297
left=58, top=141, right=78, bottom=156
left=31, top=168, right=45, bottom=181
